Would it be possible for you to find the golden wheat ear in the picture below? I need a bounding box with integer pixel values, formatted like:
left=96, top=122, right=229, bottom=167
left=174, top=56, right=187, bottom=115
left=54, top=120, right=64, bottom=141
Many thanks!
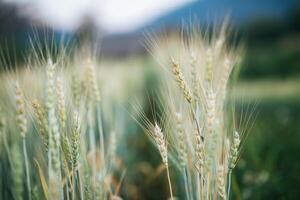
left=170, top=58, right=193, bottom=103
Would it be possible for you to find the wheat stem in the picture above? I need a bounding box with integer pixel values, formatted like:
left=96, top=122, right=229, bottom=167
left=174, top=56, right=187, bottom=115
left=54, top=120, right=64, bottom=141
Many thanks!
left=77, top=170, right=84, bottom=200
left=227, top=170, right=232, bottom=199
left=196, top=172, right=201, bottom=200
left=72, top=168, right=76, bottom=200
left=166, top=165, right=174, bottom=200
left=96, top=105, right=105, bottom=171
left=87, top=103, right=97, bottom=196
left=66, top=178, right=70, bottom=200
left=11, top=144, right=23, bottom=200
left=186, top=169, right=194, bottom=200
left=2, top=127, right=13, bottom=167
left=183, top=168, right=191, bottom=200
left=23, top=138, right=32, bottom=200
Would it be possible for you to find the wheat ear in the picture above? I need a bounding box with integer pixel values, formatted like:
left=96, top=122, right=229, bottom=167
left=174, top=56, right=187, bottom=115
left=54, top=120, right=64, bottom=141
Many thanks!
left=71, top=74, right=81, bottom=108
left=205, top=48, right=213, bottom=85
left=153, top=123, right=168, bottom=166
left=15, top=82, right=27, bottom=137
left=195, top=129, right=204, bottom=170
left=217, top=165, right=226, bottom=200
left=153, top=123, right=173, bottom=200
left=71, top=111, right=80, bottom=171
left=175, top=113, right=187, bottom=168
left=229, top=131, right=240, bottom=169
left=170, top=58, right=193, bottom=103
left=86, top=59, right=101, bottom=103
left=190, top=52, right=199, bottom=100
left=56, top=77, right=66, bottom=132
left=220, top=57, right=231, bottom=99
left=15, top=82, right=32, bottom=200
left=32, top=100, right=49, bottom=151
left=205, top=88, right=216, bottom=169
left=227, top=131, right=240, bottom=199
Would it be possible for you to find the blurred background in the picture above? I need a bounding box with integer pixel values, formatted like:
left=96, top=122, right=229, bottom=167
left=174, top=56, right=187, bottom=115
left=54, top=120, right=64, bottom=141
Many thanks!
left=0, top=0, right=300, bottom=199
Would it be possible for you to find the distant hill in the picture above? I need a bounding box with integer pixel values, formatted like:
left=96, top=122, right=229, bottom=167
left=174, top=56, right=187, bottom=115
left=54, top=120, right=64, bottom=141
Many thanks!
left=0, top=3, right=74, bottom=62
left=138, top=0, right=299, bottom=32
left=0, top=0, right=299, bottom=58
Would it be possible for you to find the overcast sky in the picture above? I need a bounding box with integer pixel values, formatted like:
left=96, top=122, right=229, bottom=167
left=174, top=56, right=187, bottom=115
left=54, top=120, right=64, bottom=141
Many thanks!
left=5, top=0, right=194, bottom=33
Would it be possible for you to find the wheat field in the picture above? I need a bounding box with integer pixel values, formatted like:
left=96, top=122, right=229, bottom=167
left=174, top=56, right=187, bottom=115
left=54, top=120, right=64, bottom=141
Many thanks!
left=0, top=25, right=255, bottom=200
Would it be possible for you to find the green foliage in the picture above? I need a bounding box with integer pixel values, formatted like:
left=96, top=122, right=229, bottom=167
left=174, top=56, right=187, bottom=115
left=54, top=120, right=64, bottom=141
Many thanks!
left=234, top=99, right=300, bottom=199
